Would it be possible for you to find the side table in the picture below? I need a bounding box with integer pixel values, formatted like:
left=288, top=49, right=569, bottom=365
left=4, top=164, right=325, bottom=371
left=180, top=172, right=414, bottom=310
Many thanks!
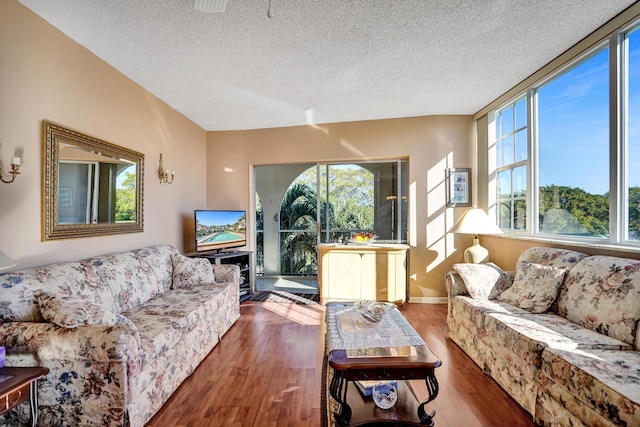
left=0, top=366, right=49, bottom=427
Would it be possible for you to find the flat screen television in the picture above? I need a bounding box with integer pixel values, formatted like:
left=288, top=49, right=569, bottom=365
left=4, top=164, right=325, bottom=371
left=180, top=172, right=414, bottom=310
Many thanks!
left=194, top=210, right=247, bottom=253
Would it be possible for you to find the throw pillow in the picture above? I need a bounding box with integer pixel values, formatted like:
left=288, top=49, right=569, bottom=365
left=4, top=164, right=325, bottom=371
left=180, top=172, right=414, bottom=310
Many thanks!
left=497, top=261, right=567, bottom=313
left=36, top=291, right=123, bottom=328
left=171, top=253, right=215, bottom=289
left=453, top=263, right=514, bottom=300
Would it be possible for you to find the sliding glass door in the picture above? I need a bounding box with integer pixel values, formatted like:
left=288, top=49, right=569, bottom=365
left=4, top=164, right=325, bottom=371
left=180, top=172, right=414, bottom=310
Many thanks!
left=255, top=160, right=407, bottom=277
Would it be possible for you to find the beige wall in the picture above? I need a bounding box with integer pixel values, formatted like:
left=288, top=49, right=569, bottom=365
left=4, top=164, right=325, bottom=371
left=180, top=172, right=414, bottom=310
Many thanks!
left=0, top=1, right=207, bottom=269
left=208, top=116, right=477, bottom=300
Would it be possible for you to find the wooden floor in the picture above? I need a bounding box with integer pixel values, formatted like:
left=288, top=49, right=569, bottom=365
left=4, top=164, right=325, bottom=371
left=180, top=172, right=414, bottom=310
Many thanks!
left=146, top=301, right=535, bottom=427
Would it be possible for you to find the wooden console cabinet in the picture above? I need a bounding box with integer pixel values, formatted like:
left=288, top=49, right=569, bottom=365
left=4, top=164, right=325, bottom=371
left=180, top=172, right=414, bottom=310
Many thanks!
left=318, top=244, right=409, bottom=303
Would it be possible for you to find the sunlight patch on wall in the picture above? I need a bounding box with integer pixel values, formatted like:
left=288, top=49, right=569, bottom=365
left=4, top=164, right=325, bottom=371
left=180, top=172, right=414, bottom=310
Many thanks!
left=224, top=167, right=234, bottom=172
left=305, top=109, right=329, bottom=135
left=409, top=181, right=417, bottom=246
left=426, top=214, right=446, bottom=273
left=445, top=207, right=457, bottom=258
left=426, top=157, right=447, bottom=217
left=340, top=138, right=369, bottom=158
left=425, top=153, right=458, bottom=271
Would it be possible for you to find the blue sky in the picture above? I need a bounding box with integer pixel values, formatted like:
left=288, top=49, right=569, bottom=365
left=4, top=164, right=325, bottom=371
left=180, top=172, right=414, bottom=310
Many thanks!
left=196, top=210, right=246, bottom=227
left=537, top=38, right=640, bottom=195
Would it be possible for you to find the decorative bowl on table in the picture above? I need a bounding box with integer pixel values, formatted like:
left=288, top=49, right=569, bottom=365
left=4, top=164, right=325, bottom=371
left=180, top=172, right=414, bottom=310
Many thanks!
left=348, top=232, right=377, bottom=245
left=355, top=300, right=396, bottom=323
left=372, top=382, right=398, bottom=409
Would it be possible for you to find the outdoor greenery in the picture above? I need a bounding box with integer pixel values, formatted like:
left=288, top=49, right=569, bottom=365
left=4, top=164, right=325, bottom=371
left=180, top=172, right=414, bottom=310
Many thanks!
left=279, top=183, right=318, bottom=275
left=501, top=184, right=640, bottom=239
left=115, top=171, right=136, bottom=222
left=257, top=165, right=377, bottom=275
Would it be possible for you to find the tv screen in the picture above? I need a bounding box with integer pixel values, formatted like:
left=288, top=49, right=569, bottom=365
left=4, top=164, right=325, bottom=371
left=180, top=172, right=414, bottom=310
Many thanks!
left=195, top=210, right=247, bottom=253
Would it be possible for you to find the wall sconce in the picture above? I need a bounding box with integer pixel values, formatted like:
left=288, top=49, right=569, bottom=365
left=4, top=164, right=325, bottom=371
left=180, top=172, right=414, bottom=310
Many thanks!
left=0, top=156, right=21, bottom=184
left=158, top=153, right=175, bottom=184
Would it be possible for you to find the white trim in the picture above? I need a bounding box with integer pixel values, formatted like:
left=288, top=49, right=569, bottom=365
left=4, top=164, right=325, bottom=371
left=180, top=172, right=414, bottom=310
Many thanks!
left=408, top=297, right=447, bottom=304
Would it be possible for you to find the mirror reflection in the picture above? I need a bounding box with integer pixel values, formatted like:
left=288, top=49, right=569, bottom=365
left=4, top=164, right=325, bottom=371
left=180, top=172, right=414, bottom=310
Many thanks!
left=43, top=121, right=144, bottom=240
left=58, top=143, right=137, bottom=224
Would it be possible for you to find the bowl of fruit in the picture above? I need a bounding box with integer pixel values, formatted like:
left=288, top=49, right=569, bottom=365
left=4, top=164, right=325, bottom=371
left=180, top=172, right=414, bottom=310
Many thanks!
left=349, top=232, right=377, bottom=245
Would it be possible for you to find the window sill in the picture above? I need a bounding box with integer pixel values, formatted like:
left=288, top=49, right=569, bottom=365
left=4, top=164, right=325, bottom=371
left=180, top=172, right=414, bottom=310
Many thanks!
left=484, top=233, right=640, bottom=257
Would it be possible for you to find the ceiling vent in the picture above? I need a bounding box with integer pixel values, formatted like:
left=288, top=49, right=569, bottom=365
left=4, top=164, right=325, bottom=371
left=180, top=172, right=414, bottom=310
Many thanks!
left=194, top=0, right=229, bottom=13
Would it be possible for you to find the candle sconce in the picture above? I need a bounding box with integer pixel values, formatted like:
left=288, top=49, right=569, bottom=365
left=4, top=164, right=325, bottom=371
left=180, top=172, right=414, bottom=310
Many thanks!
left=158, top=153, right=175, bottom=184
left=0, top=157, right=21, bottom=184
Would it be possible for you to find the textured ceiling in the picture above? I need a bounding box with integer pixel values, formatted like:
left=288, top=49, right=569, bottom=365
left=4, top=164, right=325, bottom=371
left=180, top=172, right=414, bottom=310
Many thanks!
left=17, top=0, right=637, bottom=131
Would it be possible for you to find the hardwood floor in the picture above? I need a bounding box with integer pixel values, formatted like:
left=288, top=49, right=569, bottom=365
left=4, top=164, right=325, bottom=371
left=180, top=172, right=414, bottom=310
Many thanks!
left=146, top=301, right=535, bottom=427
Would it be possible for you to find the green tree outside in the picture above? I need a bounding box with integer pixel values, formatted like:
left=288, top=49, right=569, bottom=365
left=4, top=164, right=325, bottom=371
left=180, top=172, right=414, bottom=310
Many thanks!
left=115, top=171, right=136, bottom=222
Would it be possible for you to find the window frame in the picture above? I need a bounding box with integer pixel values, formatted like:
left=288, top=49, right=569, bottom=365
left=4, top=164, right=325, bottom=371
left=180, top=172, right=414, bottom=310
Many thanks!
left=486, top=24, right=640, bottom=250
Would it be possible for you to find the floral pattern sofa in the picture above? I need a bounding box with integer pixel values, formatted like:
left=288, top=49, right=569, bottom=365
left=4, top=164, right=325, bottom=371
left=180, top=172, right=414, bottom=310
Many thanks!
left=445, top=247, right=640, bottom=427
left=0, top=245, right=240, bottom=427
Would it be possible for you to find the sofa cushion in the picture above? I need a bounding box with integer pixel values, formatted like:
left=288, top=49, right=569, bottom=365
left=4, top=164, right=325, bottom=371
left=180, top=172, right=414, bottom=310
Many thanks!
left=91, top=250, right=165, bottom=313
left=0, top=260, right=114, bottom=322
left=170, top=254, right=215, bottom=289
left=497, top=261, right=567, bottom=313
left=449, top=296, right=530, bottom=368
left=452, top=263, right=514, bottom=300
left=452, top=296, right=530, bottom=331
left=483, top=312, right=632, bottom=367
left=557, top=255, right=640, bottom=347
left=517, top=247, right=588, bottom=269
left=132, top=246, right=177, bottom=293
left=36, top=291, right=122, bottom=328
left=540, top=347, right=640, bottom=427
left=123, top=284, right=226, bottom=371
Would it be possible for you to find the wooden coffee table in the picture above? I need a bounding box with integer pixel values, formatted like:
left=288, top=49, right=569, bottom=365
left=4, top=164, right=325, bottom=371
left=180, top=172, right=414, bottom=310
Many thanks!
left=0, top=366, right=49, bottom=427
left=326, top=303, right=441, bottom=426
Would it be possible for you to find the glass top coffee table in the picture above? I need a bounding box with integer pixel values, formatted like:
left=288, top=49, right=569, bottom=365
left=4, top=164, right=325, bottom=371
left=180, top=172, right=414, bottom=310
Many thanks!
left=326, top=303, right=442, bottom=426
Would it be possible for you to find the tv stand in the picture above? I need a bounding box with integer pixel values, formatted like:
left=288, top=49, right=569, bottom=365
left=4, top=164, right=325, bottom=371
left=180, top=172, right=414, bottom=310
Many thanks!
left=191, top=251, right=253, bottom=302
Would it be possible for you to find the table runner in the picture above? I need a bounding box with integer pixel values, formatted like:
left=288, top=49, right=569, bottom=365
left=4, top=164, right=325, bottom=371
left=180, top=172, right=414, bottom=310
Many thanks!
left=325, top=304, right=426, bottom=352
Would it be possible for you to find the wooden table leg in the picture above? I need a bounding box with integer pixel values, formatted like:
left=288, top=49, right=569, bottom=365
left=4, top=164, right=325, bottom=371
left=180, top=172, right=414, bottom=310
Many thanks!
left=417, top=367, right=439, bottom=426
left=328, top=370, right=352, bottom=426
left=28, top=381, right=38, bottom=427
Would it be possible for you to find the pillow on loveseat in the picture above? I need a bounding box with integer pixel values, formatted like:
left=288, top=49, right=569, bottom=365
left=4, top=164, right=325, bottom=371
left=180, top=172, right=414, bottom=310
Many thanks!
left=453, top=263, right=514, bottom=300
left=497, top=261, right=567, bottom=313
left=171, top=253, right=215, bottom=289
left=36, top=290, right=128, bottom=328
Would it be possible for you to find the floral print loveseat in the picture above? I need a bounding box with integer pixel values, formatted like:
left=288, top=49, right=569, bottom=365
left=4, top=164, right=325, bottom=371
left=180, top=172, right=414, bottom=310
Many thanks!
left=445, top=247, right=640, bottom=427
left=0, top=245, right=240, bottom=427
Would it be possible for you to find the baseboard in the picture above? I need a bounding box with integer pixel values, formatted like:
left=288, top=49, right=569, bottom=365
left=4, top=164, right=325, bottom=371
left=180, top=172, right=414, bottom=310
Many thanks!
left=407, top=296, right=447, bottom=304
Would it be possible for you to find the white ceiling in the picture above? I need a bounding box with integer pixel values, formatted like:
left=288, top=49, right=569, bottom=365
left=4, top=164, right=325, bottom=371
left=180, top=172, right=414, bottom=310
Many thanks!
left=18, top=0, right=637, bottom=131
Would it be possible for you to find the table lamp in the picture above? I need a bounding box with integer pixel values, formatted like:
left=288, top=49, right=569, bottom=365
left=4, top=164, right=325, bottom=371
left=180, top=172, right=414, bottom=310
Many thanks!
left=0, top=249, right=16, bottom=272
left=451, top=208, right=502, bottom=263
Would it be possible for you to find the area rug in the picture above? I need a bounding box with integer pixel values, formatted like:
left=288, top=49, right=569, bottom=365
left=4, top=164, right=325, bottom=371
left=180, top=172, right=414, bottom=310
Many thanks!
left=248, top=290, right=319, bottom=304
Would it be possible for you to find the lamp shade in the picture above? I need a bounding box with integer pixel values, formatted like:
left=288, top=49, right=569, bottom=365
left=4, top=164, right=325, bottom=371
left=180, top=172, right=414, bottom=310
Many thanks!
left=451, top=208, right=502, bottom=237
left=0, top=250, right=16, bottom=272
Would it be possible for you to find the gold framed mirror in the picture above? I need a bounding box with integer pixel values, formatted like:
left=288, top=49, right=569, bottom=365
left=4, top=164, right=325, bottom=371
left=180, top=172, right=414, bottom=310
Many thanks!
left=42, top=121, right=144, bottom=241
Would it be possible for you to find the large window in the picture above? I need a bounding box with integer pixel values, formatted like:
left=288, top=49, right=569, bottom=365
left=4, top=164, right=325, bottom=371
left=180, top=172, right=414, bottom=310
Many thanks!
left=627, top=27, right=640, bottom=241
left=489, top=20, right=640, bottom=247
left=495, top=97, right=527, bottom=231
left=537, top=48, right=610, bottom=238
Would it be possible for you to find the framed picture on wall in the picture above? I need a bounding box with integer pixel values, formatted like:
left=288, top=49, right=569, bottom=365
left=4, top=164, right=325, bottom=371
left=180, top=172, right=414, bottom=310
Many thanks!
left=446, top=168, right=471, bottom=207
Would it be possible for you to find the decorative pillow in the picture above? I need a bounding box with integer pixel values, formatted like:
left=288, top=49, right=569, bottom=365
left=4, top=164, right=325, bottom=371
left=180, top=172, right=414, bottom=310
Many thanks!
left=497, top=261, right=567, bottom=313
left=453, top=263, right=514, bottom=300
left=171, top=253, right=215, bottom=289
left=36, top=291, right=124, bottom=328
